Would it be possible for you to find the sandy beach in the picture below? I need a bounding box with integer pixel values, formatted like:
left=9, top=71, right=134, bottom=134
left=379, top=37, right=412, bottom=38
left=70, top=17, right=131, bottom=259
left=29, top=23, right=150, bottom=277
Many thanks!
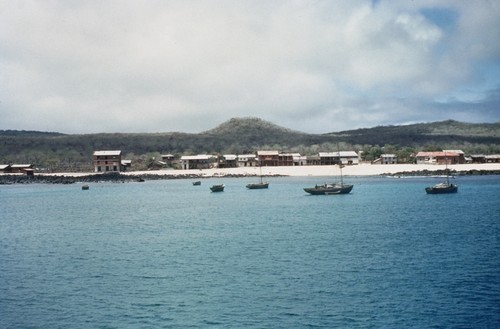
left=119, top=163, right=500, bottom=178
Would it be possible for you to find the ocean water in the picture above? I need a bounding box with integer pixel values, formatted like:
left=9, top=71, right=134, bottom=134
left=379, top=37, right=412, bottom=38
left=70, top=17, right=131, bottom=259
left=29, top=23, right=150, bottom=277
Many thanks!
left=1, top=175, right=499, bottom=328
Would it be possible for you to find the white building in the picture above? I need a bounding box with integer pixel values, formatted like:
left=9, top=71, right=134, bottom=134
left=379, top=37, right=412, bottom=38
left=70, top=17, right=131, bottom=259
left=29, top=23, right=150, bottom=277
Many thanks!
left=380, top=154, right=397, bottom=164
left=292, top=153, right=307, bottom=166
left=180, top=155, right=214, bottom=170
left=319, top=151, right=359, bottom=165
left=93, top=150, right=122, bottom=172
left=237, top=154, right=258, bottom=167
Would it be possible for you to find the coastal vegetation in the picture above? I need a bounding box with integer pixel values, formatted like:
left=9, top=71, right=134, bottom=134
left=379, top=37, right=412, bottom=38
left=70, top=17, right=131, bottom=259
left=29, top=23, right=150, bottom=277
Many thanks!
left=1, top=118, right=499, bottom=172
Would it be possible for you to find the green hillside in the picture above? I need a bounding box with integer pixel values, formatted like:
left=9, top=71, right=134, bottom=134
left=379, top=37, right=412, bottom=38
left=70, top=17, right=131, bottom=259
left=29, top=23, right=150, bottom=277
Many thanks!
left=1, top=118, right=499, bottom=171
left=328, top=120, right=500, bottom=145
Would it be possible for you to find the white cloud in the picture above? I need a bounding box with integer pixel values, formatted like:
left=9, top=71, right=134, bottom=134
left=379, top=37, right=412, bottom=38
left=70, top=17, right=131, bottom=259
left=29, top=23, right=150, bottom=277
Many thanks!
left=0, top=0, right=498, bottom=134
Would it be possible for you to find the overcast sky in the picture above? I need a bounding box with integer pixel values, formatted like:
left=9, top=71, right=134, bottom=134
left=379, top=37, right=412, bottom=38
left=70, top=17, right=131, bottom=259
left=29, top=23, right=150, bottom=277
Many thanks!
left=1, top=0, right=499, bottom=134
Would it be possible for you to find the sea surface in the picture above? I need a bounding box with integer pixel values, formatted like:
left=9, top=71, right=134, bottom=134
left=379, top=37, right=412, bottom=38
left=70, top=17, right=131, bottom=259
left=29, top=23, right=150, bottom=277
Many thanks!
left=1, top=175, right=499, bottom=328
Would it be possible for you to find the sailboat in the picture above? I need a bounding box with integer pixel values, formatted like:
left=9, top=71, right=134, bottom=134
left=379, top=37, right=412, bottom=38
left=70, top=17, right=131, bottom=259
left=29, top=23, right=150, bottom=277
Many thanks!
left=304, top=150, right=353, bottom=195
left=425, top=153, right=458, bottom=194
left=246, top=160, right=269, bottom=189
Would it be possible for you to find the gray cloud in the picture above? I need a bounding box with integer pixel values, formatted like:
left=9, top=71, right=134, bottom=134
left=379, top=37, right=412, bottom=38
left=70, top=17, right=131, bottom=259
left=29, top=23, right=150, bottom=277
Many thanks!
left=0, top=0, right=499, bottom=134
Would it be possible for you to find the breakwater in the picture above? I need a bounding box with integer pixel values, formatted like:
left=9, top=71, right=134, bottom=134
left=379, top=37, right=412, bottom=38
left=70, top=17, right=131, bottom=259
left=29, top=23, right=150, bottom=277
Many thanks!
left=384, top=169, right=500, bottom=177
left=0, top=172, right=195, bottom=185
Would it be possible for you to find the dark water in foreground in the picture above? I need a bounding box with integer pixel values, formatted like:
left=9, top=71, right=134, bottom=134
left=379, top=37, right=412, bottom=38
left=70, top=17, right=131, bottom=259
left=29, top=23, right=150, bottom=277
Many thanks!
left=1, top=176, right=499, bottom=328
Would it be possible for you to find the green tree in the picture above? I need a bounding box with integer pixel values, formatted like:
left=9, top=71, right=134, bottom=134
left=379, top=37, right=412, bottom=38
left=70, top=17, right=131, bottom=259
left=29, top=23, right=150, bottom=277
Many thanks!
left=396, top=147, right=416, bottom=163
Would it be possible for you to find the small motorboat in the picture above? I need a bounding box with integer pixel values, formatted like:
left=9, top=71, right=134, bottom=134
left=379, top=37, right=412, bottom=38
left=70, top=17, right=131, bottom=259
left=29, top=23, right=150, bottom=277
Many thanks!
left=210, top=184, right=225, bottom=192
left=246, top=182, right=269, bottom=189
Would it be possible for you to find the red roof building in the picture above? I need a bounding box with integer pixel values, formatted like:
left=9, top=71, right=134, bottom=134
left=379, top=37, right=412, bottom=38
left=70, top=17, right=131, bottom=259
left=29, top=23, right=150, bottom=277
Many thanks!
left=415, top=152, right=462, bottom=165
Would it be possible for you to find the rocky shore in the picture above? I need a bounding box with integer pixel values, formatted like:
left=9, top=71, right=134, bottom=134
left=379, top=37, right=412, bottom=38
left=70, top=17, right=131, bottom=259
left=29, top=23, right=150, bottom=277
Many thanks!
left=0, top=172, right=283, bottom=185
left=384, top=169, right=500, bottom=177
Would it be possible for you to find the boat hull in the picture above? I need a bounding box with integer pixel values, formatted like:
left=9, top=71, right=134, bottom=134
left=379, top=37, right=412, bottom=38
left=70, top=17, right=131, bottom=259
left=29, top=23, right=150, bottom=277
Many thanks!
left=425, top=184, right=458, bottom=194
left=210, top=184, right=225, bottom=192
left=246, top=182, right=269, bottom=189
left=304, top=184, right=353, bottom=195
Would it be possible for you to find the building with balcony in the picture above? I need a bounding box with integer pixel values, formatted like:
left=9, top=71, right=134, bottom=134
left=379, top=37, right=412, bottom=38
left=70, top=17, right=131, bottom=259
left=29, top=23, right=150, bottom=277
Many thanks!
left=93, top=150, right=122, bottom=172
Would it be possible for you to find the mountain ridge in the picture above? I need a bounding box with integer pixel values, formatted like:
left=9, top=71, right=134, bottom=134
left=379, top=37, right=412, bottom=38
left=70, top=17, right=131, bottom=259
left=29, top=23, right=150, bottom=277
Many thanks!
left=1, top=117, right=499, bottom=172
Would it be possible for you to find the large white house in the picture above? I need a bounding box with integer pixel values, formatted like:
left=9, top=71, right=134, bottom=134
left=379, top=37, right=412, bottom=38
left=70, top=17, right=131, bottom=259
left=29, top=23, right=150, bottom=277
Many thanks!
left=180, top=155, right=214, bottom=170
left=93, top=150, right=122, bottom=172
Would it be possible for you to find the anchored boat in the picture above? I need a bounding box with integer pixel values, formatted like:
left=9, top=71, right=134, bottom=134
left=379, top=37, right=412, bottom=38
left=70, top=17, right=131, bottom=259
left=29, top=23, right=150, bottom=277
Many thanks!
left=304, top=182, right=353, bottom=195
left=304, top=146, right=353, bottom=195
left=246, top=162, right=269, bottom=189
left=210, top=184, right=225, bottom=192
left=304, top=163, right=353, bottom=195
left=425, top=182, right=458, bottom=194
left=425, top=153, right=458, bottom=194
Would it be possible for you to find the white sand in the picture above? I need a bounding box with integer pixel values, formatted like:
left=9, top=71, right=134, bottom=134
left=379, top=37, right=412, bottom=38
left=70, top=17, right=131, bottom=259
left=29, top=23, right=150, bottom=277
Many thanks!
left=120, top=163, right=500, bottom=177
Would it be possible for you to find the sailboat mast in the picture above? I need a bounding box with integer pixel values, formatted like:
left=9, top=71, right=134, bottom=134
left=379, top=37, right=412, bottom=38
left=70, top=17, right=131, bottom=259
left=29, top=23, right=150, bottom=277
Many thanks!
left=258, top=157, right=263, bottom=184
left=337, top=143, right=343, bottom=186
left=444, top=151, right=450, bottom=185
left=259, top=163, right=263, bottom=184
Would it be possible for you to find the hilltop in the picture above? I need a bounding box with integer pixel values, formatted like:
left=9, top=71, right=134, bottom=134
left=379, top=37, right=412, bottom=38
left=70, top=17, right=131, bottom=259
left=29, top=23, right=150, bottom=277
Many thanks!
left=203, top=117, right=302, bottom=135
left=1, top=117, right=499, bottom=171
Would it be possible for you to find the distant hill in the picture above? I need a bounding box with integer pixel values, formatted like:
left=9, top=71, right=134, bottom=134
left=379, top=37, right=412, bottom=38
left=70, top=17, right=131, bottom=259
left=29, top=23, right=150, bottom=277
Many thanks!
left=1, top=118, right=499, bottom=171
left=198, top=117, right=325, bottom=151
left=203, top=117, right=304, bottom=136
left=199, top=117, right=500, bottom=146
left=0, top=130, right=65, bottom=137
left=327, top=120, right=500, bottom=145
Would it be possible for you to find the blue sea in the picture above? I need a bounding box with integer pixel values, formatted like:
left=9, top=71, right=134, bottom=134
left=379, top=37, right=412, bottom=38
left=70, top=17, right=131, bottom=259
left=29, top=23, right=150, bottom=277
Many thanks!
left=1, top=175, right=499, bottom=328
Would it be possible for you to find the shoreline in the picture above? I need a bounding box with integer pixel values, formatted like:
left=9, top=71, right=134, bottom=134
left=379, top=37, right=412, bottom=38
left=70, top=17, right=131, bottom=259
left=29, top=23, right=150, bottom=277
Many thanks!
left=137, top=163, right=499, bottom=178
left=1, top=163, right=499, bottom=184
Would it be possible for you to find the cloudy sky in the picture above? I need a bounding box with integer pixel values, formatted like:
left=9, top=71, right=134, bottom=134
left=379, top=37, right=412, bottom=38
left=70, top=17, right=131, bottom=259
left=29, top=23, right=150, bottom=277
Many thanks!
left=1, top=0, right=499, bottom=134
